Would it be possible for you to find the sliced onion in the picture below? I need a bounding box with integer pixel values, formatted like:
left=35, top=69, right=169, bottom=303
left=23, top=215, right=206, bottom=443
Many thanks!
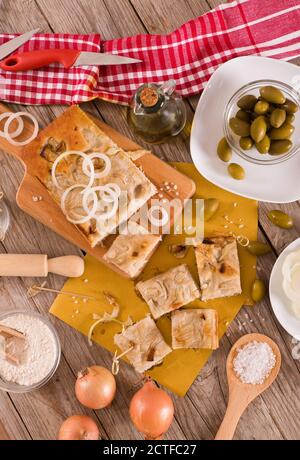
left=148, top=205, right=169, bottom=227
left=3, top=112, right=39, bottom=146
left=83, top=184, right=120, bottom=221
left=82, top=186, right=99, bottom=215
left=0, top=112, right=24, bottom=139
left=96, top=198, right=119, bottom=221
left=82, top=153, right=111, bottom=179
left=61, top=184, right=98, bottom=224
left=100, top=183, right=121, bottom=203
left=52, top=151, right=95, bottom=189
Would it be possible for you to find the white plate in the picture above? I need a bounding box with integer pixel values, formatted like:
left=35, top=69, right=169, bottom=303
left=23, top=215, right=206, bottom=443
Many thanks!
left=269, top=238, right=300, bottom=340
left=190, top=56, right=300, bottom=203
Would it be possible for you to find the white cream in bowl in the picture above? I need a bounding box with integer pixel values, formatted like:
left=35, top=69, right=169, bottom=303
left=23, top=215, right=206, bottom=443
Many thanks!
left=282, top=249, right=300, bottom=318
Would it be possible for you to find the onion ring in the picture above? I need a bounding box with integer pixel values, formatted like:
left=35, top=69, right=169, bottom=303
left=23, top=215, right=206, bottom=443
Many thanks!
left=61, top=184, right=98, bottom=224
left=52, top=151, right=95, bottom=189
left=82, top=184, right=120, bottom=221
left=82, top=153, right=111, bottom=179
left=148, top=205, right=169, bottom=227
left=0, top=112, right=24, bottom=139
left=100, top=183, right=121, bottom=203
left=3, top=112, right=39, bottom=146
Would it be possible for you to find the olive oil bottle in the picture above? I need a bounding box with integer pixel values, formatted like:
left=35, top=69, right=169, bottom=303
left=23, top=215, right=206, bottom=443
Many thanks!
left=127, top=80, right=186, bottom=144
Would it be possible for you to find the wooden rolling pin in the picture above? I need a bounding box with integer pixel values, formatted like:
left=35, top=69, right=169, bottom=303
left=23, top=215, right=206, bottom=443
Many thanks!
left=0, top=254, right=84, bottom=277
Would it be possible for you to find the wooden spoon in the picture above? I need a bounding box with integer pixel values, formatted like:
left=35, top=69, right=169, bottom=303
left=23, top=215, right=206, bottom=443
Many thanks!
left=215, top=333, right=281, bottom=440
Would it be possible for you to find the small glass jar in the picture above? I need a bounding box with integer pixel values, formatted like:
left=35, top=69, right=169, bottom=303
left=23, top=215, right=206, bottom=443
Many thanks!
left=127, top=80, right=187, bottom=144
left=0, top=310, right=61, bottom=393
left=223, top=79, right=300, bottom=166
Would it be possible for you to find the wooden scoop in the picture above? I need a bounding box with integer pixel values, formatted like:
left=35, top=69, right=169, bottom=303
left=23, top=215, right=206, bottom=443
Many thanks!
left=0, top=254, right=84, bottom=278
left=215, top=333, right=281, bottom=440
left=0, top=324, right=26, bottom=365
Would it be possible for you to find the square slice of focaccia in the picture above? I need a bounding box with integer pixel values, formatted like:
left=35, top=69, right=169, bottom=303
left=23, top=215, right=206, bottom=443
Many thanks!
left=104, top=223, right=161, bottom=278
left=23, top=106, right=156, bottom=247
left=114, top=316, right=172, bottom=373
left=194, top=236, right=241, bottom=301
left=171, top=309, right=219, bottom=350
left=136, top=264, right=200, bottom=319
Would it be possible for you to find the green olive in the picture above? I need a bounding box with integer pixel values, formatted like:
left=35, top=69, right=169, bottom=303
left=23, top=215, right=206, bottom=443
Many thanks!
left=204, top=198, right=220, bottom=221
left=237, top=94, right=257, bottom=110
left=254, top=100, right=269, bottom=115
left=286, top=113, right=295, bottom=123
left=255, top=135, right=270, bottom=154
left=270, top=108, right=286, bottom=128
left=217, top=137, right=232, bottom=162
left=251, top=279, right=266, bottom=303
left=236, top=109, right=251, bottom=122
left=246, top=241, right=271, bottom=256
left=250, top=116, right=267, bottom=143
left=269, top=122, right=294, bottom=140
left=259, top=86, right=286, bottom=104
left=269, top=139, right=293, bottom=155
left=239, top=136, right=254, bottom=150
left=227, top=163, right=245, bottom=180
left=280, top=98, right=298, bottom=114
left=229, top=117, right=251, bottom=137
left=267, top=210, right=294, bottom=229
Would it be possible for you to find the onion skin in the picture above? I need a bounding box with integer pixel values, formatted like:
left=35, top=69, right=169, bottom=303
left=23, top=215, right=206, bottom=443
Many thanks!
left=129, top=380, right=174, bottom=440
left=58, top=415, right=99, bottom=440
left=75, top=365, right=116, bottom=410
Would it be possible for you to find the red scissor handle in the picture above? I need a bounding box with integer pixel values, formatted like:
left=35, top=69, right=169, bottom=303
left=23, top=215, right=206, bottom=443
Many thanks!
left=0, top=49, right=81, bottom=72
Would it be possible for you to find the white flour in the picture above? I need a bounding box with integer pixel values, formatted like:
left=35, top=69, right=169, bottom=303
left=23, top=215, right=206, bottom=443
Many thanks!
left=0, top=314, right=57, bottom=386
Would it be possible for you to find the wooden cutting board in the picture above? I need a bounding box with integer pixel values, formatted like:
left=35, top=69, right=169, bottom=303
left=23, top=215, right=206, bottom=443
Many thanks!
left=0, top=103, right=195, bottom=277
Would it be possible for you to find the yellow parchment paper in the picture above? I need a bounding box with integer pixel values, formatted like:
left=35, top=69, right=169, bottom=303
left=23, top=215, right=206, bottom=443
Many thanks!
left=50, top=163, right=258, bottom=396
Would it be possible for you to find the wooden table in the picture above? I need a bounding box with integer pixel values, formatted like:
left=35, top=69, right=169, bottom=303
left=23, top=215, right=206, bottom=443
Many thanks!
left=0, top=0, right=299, bottom=441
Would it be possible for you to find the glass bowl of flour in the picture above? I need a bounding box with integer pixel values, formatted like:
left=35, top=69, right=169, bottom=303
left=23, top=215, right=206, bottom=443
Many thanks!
left=0, top=310, right=61, bottom=393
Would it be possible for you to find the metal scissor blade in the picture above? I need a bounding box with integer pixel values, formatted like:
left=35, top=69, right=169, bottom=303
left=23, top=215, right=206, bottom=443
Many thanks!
left=0, top=29, right=40, bottom=61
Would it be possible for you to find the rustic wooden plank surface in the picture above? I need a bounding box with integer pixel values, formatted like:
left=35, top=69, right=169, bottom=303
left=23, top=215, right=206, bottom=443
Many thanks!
left=0, top=0, right=299, bottom=440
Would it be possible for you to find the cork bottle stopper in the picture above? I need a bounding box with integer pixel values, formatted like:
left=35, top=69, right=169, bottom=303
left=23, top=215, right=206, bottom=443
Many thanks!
left=140, top=87, right=159, bottom=107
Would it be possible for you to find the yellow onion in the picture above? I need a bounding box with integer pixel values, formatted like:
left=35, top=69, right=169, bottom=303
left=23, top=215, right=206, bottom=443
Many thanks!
left=75, top=365, right=116, bottom=409
left=129, top=380, right=174, bottom=439
left=58, top=415, right=99, bottom=440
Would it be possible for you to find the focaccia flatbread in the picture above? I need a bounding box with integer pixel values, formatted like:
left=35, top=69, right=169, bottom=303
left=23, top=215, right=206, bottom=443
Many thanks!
left=194, top=237, right=241, bottom=301
left=23, top=106, right=156, bottom=247
left=114, top=316, right=171, bottom=373
left=104, top=223, right=161, bottom=278
left=171, top=309, right=219, bottom=349
left=136, top=264, right=200, bottom=319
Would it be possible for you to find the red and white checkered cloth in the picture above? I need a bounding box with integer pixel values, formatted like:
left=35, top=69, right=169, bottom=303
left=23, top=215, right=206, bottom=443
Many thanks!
left=0, top=0, right=299, bottom=106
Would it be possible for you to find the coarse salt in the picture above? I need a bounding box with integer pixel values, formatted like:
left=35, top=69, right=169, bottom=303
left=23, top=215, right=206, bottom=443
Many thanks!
left=233, top=340, right=276, bottom=385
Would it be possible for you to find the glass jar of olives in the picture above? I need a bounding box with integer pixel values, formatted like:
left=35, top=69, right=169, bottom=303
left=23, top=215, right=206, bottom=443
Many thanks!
left=223, top=80, right=300, bottom=165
